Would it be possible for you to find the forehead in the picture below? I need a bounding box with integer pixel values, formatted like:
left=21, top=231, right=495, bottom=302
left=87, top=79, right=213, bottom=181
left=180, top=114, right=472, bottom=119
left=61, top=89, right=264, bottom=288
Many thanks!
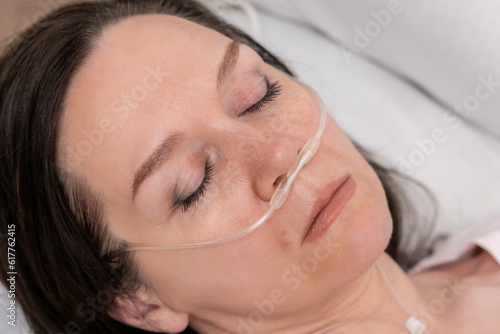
left=58, top=14, right=232, bottom=197
left=67, top=14, right=231, bottom=110
left=90, top=14, right=231, bottom=80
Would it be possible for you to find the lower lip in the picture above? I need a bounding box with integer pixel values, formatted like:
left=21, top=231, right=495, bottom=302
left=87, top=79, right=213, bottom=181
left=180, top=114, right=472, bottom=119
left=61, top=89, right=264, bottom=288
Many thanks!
left=304, top=176, right=356, bottom=242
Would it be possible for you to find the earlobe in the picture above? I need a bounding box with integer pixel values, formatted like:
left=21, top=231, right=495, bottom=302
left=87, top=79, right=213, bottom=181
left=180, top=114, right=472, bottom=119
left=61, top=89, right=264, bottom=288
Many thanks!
left=108, top=292, right=189, bottom=333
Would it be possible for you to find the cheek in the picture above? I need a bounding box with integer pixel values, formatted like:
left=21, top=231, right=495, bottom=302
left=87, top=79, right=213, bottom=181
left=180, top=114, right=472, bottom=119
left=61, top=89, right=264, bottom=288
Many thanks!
left=275, top=85, right=320, bottom=138
left=133, top=235, right=294, bottom=311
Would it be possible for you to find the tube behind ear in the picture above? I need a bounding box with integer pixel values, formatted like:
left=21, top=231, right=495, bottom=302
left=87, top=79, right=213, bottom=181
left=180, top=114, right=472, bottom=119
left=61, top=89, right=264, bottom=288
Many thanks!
left=108, top=291, right=189, bottom=333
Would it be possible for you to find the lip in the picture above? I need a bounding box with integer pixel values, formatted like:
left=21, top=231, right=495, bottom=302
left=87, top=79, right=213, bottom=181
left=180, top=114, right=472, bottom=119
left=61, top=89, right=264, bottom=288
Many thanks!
left=303, top=174, right=356, bottom=243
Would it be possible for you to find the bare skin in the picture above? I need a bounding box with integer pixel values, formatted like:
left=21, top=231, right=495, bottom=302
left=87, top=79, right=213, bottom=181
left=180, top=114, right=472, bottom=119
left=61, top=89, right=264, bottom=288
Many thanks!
left=410, top=249, right=500, bottom=333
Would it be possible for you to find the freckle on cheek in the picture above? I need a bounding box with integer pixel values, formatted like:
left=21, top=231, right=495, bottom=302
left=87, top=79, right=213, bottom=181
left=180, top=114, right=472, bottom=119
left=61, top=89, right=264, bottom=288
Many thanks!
left=281, top=239, right=291, bottom=249
left=279, top=231, right=293, bottom=249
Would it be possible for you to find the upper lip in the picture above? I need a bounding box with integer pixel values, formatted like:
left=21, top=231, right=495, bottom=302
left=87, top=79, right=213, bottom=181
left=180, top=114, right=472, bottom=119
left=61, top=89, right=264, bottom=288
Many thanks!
left=303, top=173, right=350, bottom=242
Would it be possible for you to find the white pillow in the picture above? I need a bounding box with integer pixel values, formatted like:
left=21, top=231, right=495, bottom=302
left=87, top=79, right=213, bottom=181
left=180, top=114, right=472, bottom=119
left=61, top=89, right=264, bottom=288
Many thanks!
left=248, top=0, right=500, bottom=137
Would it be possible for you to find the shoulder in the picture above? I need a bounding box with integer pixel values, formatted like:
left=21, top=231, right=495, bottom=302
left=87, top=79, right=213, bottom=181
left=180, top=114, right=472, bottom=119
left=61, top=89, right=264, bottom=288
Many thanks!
left=446, top=250, right=500, bottom=332
left=412, top=249, right=500, bottom=333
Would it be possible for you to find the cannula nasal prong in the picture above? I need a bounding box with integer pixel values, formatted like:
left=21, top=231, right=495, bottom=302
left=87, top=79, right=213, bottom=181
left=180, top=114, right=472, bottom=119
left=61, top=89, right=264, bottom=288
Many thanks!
left=270, top=136, right=320, bottom=209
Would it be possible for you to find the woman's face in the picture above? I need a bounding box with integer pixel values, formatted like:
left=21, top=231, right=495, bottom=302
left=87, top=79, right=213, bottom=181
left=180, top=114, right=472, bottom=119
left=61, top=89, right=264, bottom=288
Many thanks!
left=59, top=14, right=393, bottom=332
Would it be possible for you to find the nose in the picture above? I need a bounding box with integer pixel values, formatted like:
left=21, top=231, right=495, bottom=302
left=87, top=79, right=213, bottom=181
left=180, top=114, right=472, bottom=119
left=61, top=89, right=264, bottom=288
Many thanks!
left=210, top=117, right=305, bottom=204
left=249, top=133, right=302, bottom=203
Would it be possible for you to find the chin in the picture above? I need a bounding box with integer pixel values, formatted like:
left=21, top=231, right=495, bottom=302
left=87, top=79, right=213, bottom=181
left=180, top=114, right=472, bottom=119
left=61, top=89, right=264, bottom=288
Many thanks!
left=346, top=213, right=392, bottom=273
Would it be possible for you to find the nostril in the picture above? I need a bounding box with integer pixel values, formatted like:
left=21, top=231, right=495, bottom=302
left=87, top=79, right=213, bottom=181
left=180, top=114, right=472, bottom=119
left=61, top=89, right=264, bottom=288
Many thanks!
left=274, top=174, right=286, bottom=187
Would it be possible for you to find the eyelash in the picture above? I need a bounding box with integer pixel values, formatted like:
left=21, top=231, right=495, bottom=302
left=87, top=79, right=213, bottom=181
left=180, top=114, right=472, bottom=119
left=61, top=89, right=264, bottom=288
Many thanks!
left=240, top=79, right=282, bottom=116
left=179, top=79, right=281, bottom=213
left=180, top=159, right=215, bottom=213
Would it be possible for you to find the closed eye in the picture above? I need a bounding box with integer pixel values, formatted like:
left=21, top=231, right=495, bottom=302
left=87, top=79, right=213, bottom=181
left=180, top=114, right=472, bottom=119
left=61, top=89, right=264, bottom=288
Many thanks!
left=240, top=78, right=281, bottom=116
left=176, top=158, right=215, bottom=213
left=175, top=78, right=281, bottom=214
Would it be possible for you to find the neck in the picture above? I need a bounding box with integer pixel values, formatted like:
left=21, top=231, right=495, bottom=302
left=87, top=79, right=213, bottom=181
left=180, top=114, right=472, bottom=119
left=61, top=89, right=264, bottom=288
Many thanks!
left=274, top=252, right=432, bottom=333
left=195, top=252, right=436, bottom=334
left=308, top=252, right=431, bottom=333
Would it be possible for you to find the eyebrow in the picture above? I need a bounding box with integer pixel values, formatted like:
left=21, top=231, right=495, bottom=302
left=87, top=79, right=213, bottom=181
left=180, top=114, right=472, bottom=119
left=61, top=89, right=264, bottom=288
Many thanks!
left=217, top=40, right=241, bottom=89
left=132, top=132, right=183, bottom=199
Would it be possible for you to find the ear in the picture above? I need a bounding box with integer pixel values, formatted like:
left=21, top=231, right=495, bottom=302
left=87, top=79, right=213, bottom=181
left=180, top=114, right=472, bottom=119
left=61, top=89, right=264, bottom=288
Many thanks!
left=108, top=288, right=189, bottom=333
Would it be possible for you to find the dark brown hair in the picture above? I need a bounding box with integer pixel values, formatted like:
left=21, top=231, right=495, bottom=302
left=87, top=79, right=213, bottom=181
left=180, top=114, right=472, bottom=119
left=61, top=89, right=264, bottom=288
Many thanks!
left=0, top=1, right=434, bottom=333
